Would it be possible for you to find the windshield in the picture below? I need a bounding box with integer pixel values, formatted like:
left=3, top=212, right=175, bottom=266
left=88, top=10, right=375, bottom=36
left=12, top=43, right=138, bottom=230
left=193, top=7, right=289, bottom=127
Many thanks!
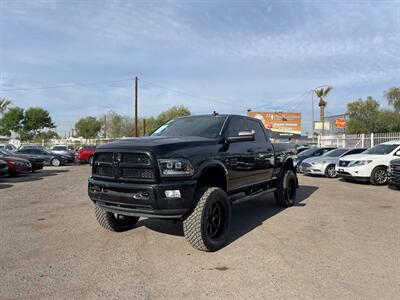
left=52, top=146, right=67, bottom=151
left=323, top=149, right=348, bottom=157
left=298, top=148, right=317, bottom=157
left=0, top=149, right=14, bottom=156
left=364, top=144, right=399, bottom=155
left=151, top=116, right=226, bottom=138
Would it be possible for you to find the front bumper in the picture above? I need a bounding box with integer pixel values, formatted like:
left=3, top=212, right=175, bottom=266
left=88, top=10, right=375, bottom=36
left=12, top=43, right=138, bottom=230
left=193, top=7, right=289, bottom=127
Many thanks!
left=335, top=165, right=370, bottom=181
left=300, top=163, right=326, bottom=176
left=388, top=171, right=400, bottom=187
left=88, top=177, right=197, bottom=219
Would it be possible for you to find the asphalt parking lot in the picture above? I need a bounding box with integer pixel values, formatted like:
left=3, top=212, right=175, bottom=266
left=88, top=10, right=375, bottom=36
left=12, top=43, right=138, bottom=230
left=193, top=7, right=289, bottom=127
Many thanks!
left=0, top=165, right=399, bottom=299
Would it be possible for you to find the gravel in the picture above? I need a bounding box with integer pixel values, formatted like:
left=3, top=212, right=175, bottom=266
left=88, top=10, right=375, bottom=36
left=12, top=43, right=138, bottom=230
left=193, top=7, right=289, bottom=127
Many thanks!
left=1, top=165, right=399, bottom=299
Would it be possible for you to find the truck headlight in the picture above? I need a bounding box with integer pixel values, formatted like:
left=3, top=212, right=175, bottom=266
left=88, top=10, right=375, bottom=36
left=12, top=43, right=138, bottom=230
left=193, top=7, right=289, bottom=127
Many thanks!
left=158, top=159, right=194, bottom=177
left=349, top=160, right=372, bottom=167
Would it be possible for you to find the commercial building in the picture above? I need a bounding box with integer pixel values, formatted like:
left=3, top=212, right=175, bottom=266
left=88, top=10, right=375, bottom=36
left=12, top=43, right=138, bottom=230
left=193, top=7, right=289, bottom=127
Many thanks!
left=248, top=111, right=301, bottom=140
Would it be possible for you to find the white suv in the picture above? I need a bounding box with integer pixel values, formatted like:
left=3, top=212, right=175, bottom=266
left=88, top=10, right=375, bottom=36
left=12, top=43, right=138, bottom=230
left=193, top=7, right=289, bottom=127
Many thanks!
left=336, top=141, right=400, bottom=185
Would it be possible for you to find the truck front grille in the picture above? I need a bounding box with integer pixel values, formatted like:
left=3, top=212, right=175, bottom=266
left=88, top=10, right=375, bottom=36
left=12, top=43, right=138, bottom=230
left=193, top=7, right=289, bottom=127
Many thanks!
left=92, top=152, right=156, bottom=182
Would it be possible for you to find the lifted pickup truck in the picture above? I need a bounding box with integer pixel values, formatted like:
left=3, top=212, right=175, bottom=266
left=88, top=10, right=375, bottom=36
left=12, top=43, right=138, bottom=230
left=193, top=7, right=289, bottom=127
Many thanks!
left=88, top=114, right=298, bottom=251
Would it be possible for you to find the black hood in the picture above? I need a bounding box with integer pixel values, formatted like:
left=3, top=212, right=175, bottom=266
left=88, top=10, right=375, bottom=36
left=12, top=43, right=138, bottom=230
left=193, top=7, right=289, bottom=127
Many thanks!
left=97, top=136, right=219, bottom=155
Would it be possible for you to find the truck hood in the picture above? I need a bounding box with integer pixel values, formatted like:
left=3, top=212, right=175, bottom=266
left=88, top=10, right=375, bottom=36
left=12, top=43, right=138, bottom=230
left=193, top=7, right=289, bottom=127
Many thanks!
left=97, top=136, right=218, bottom=152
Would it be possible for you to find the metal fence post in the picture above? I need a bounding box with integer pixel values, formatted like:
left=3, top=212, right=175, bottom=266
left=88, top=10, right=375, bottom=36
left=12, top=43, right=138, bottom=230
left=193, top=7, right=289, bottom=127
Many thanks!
left=371, top=133, right=374, bottom=147
left=343, top=134, right=346, bottom=148
left=318, top=135, right=321, bottom=147
left=361, top=134, right=365, bottom=148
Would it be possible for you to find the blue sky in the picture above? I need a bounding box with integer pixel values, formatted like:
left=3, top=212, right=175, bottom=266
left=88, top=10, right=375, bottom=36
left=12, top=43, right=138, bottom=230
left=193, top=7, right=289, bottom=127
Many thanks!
left=1, top=0, right=399, bottom=136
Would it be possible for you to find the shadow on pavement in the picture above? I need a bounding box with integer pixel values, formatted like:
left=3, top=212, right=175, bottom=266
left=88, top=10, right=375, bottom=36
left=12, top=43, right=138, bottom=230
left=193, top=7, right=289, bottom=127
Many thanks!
left=0, top=168, right=70, bottom=186
left=140, top=185, right=318, bottom=243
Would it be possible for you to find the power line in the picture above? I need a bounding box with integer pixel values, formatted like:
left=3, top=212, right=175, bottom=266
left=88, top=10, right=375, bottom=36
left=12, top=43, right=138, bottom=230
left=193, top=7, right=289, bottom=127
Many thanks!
left=140, top=78, right=249, bottom=109
left=0, top=78, right=132, bottom=92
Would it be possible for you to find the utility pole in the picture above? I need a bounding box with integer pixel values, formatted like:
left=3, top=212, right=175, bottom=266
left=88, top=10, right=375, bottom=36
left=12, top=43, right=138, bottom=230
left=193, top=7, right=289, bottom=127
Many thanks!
left=311, top=92, right=314, bottom=143
left=134, top=76, right=138, bottom=137
left=143, top=118, right=146, bottom=136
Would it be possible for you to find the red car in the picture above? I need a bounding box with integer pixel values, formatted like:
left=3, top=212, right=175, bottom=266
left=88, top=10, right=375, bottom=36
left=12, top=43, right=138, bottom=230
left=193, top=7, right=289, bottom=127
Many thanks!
left=75, top=145, right=96, bottom=164
left=0, top=156, right=32, bottom=176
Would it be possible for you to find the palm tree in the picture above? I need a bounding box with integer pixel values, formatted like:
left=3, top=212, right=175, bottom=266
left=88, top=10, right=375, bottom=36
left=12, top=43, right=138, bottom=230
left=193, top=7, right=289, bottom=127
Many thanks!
left=0, top=98, right=12, bottom=113
left=314, top=86, right=332, bottom=134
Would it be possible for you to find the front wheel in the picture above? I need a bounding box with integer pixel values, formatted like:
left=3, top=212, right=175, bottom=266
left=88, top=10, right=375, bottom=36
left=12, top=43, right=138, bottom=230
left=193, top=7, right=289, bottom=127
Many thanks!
left=275, top=169, right=297, bottom=207
left=183, top=187, right=231, bottom=252
left=370, top=167, right=388, bottom=185
left=95, top=206, right=139, bottom=232
left=51, top=158, right=60, bottom=167
left=325, top=164, right=337, bottom=178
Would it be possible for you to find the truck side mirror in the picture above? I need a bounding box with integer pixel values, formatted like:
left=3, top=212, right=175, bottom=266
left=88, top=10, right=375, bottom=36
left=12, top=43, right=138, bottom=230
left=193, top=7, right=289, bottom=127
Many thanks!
left=226, top=131, right=255, bottom=143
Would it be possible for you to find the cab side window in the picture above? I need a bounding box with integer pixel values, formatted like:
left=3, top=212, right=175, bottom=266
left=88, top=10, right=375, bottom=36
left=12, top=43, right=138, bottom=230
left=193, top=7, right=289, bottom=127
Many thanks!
left=226, top=118, right=247, bottom=137
left=245, top=119, right=266, bottom=142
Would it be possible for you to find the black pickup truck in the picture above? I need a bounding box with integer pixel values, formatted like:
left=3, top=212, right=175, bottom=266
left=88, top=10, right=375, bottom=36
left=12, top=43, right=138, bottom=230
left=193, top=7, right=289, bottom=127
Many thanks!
left=88, top=114, right=298, bottom=251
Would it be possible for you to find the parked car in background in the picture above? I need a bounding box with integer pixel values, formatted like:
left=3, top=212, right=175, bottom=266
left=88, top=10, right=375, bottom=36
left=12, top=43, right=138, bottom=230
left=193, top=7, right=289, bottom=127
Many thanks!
left=300, top=148, right=367, bottom=178
left=336, top=141, right=400, bottom=185
left=0, top=154, right=31, bottom=176
left=294, top=147, right=336, bottom=172
left=16, top=148, right=68, bottom=167
left=75, top=145, right=96, bottom=164
left=50, top=144, right=75, bottom=162
left=0, top=144, right=17, bottom=151
left=296, top=146, right=310, bottom=154
left=18, top=144, right=45, bottom=150
left=0, top=149, right=44, bottom=172
left=0, top=159, right=9, bottom=177
left=388, top=159, right=400, bottom=189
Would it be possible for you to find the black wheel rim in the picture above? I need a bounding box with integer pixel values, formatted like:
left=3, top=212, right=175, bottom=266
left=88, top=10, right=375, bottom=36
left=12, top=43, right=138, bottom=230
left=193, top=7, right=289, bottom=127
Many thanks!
left=206, top=201, right=225, bottom=239
left=375, top=170, right=387, bottom=184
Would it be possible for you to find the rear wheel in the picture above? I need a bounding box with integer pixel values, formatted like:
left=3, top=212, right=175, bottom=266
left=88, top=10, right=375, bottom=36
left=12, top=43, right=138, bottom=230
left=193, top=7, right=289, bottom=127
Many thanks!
left=275, top=169, right=297, bottom=207
left=370, top=167, right=388, bottom=185
left=325, top=164, right=337, bottom=178
left=183, top=187, right=231, bottom=252
left=95, top=205, right=139, bottom=232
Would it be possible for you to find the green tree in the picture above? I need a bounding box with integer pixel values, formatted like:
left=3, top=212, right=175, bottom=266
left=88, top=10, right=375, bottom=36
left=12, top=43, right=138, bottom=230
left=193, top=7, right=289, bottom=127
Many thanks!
left=0, top=107, right=24, bottom=137
left=384, top=87, right=400, bottom=112
left=22, top=107, right=55, bottom=140
left=75, top=116, right=101, bottom=139
left=100, top=111, right=134, bottom=138
left=33, top=130, right=60, bottom=142
left=346, top=97, right=381, bottom=134
left=147, top=105, right=191, bottom=134
left=0, top=98, right=12, bottom=114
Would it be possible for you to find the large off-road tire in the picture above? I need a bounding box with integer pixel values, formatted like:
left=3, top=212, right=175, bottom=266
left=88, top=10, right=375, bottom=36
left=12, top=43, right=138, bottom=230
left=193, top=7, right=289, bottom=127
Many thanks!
left=325, top=164, right=337, bottom=178
left=95, top=205, right=139, bottom=232
left=370, top=166, right=388, bottom=185
left=183, top=187, right=231, bottom=252
left=274, top=169, right=297, bottom=207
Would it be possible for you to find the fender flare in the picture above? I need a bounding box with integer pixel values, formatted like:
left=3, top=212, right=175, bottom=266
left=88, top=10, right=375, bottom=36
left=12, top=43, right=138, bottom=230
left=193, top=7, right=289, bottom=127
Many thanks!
left=193, top=159, right=228, bottom=180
